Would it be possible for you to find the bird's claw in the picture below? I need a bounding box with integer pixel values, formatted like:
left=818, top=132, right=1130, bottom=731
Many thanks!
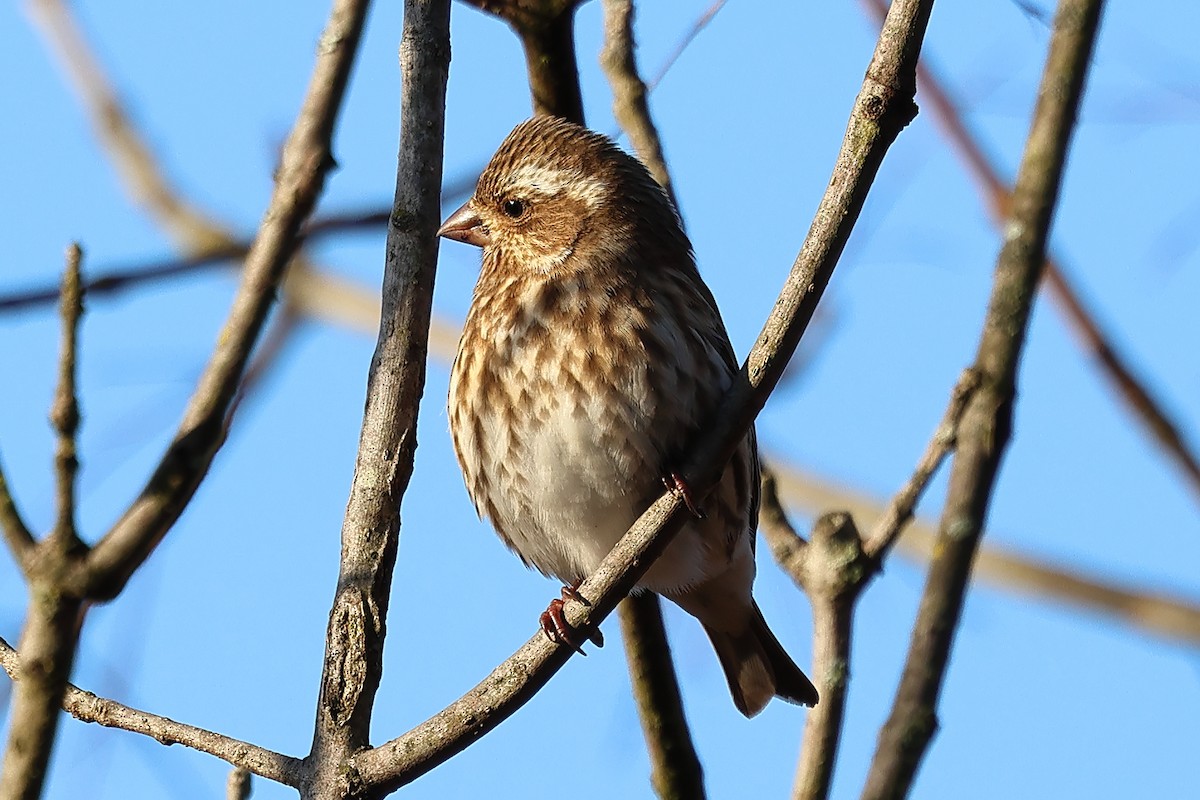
left=539, top=583, right=603, bottom=654
left=663, top=471, right=706, bottom=518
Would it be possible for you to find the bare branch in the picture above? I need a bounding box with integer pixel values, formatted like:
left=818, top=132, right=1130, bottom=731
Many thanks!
left=861, top=368, right=980, bottom=561
left=762, top=512, right=866, bottom=800
left=861, top=0, right=1200, bottom=505
left=227, top=768, right=252, bottom=800
left=0, top=459, right=36, bottom=573
left=0, top=244, right=93, bottom=799
left=596, top=2, right=705, bottom=790
left=354, top=0, right=935, bottom=789
left=0, top=598, right=83, bottom=799
left=862, top=1, right=1106, bottom=795
left=305, top=0, right=451, bottom=795
left=767, top=459, right=1200, bottom=646
left=617, top=596, right=706, bottom=800
left=28, top=0, right=233, bottom=251
left=460, top=0, right=587, bottom=120
left=0, top=209, right=390, bottom=315
left=50, top=244, right=85, bottom=550
left=0, top=636, right=303, bottom=787
left=82, top=0, right=372, bottom=599
left=599, top=0, right=679, bottom=209
left=645, top=0, right=728, bottom=92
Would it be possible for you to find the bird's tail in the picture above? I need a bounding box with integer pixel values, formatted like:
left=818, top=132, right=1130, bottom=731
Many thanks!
left=701, top=601, right=819, bottom=717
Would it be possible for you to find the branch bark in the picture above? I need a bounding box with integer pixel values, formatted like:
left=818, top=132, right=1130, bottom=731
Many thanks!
left=618, top=596, right=707, bottom=800
left=596, top=2, right=703, bottom=794
left=460, top=0, right=586, bottom=120
left=860, top=0, right=1200, bottom=505
left=304, top=1, right=450, bottom=798
left=760, top=369, right=977, bottom=800
left=0, top=636, right=303, bottom=786
left=0, top=246, right=89, bottom=800
left=862, top=1, right=1106, bottom=795
left=81, top=0, right=371, bottom=599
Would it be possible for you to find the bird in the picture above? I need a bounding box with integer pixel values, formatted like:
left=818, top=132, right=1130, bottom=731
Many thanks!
left=438, top=115, right=818, bottom=716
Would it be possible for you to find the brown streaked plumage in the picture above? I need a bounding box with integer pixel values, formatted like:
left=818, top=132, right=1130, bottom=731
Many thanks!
left=441, top=116, right=817, bottom=716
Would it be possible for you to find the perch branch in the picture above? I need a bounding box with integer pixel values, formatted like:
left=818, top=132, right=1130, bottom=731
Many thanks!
left=353, top=0, right=935, bottom=791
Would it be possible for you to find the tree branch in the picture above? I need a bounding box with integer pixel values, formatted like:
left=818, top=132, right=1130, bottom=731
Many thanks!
left=0, top=246, right=91, bottom=800
left=49, top=244, right=85, bottom=550
left=860, top=368, right=980, bottom=561
left=460, top=0, right=586, bottom=120
left=760, top=367, right=977, bottom=800
left=862, top=1, right=1106, bottom=795
left=0, top=636, right=304, bottom=787
left=599, top=0, right=678, bottom=209
left=596, top=2, right=704, bottom=793
left=304, top=1, right=450, bottom=797
left=860, top=0, right=1200, bottom=505
left=0, top=458, right=34, bottom=570
left=617, top=595, right=707, bottom=800
left=353, top=0, right=935, bottom=790
left=81, top=0, right=372, bottom=599
left=758, top=509, right=865, bottom=800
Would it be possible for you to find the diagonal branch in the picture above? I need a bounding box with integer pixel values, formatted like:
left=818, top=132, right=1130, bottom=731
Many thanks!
left=599, top=0, right=679, bottom=210
left=861, top=0, right=1200, bottom=506
left=353, top=0, right=936, bottom=791
left=0, top=636, right=303, bottom=787
left=862, top=1, right=1106, bottom=795
left=81, top=0, right=372, bottom=599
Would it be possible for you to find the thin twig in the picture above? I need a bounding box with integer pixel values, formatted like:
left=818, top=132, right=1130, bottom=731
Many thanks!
left=767, top=458, right=1200, bottom=645
left=645, top=0, right=728, bottom=92
left=354, top=0, right=935, bottom=790
left=599, top=0, right=679, bottom=209
left=50, top=243, right=85, bottom=549
left=861, top=0, right=1200, bottom=505
left=81, top=0, right=371, bottom=599
left=0, top=209, right=389, bottom=314
left=762, top=366, right=977, bottom=800
left=861, top=368, right=980, bottom=561
left=0, top=246, right=93, bottom=800
left=304, top=1, right=451, bottom=796
left=0, top=460, right=36, bottom=572
left=28, top=0, right=232, bottom=252
left=0, top=636, right=302, bottom=787
left=862, top=1, right=1106, bottom=795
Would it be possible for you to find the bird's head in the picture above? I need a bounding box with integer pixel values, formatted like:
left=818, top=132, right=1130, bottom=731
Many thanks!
left=438, top=116, right=685, bottom=276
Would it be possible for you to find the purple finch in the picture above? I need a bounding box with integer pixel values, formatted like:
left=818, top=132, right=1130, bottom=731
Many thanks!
left=439, top=116, right=817, bottom=716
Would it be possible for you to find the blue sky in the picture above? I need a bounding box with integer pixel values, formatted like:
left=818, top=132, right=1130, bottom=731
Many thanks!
left=2, top=1, right=1198, bottom=798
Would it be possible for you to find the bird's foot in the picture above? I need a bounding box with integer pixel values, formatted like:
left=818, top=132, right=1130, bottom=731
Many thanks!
left=539, top=582, right=603, bottom=654
left=663, top=471, right=706, bottom=518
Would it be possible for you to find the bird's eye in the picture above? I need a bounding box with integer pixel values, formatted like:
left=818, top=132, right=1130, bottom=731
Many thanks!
left=502, top=198, right=526, bottom=218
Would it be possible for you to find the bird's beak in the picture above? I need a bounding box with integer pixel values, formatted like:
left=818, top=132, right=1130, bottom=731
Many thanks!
left=437, top=201, right=492, bottom=248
